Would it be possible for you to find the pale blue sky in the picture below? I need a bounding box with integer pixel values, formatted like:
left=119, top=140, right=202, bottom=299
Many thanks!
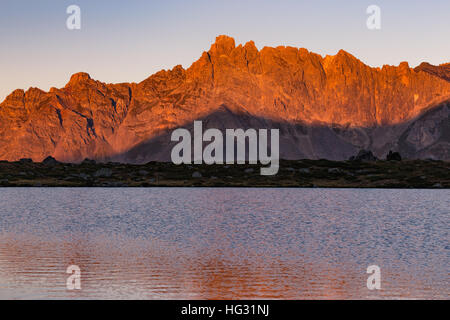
left=0, top=0, right=449, bottom=102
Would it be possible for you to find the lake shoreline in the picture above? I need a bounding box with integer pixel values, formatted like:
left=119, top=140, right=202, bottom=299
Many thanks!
left=1, top=159, right=448, bottom=188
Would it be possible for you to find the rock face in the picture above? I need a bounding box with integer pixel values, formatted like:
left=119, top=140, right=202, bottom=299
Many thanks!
left=1, top=35, right=450, bottom=162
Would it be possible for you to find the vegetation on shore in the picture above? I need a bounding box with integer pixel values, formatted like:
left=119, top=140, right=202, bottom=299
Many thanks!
left=0, top=158, right=448, bottom=188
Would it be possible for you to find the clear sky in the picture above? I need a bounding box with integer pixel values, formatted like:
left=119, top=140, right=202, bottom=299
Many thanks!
left=0, top=0, right=449, bottom=102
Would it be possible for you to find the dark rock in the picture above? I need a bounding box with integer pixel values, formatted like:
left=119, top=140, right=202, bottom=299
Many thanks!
left=42, top=156, right=59, bottom=165
left=192, top=171, right=202, bottom=178
left=386, top=150, right=402, bottom=161
left=94, top=168, right=113, bottom=177
left=433, top=183, right=442, bottom=188
left=19, top=158, right=33, bottom=164
left=82, top=158, right=96, bottom=165
left=73, top=173, right=90, bottom=180
left=349, top=150, right=378, bottom=162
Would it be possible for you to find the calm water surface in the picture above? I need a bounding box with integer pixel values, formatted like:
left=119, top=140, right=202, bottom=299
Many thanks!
left=0, top=188, right=448, bottom=299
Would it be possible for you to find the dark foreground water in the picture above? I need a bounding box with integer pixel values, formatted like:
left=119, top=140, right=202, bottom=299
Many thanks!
left=0, top=188, right=448, bottom=299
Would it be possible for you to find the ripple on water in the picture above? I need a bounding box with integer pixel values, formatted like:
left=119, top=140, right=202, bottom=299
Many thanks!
left=0, top=188, right=448, bottom=299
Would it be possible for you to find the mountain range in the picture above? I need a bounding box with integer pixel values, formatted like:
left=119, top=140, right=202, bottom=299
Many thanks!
left=1, top=35, right=449, bottom=162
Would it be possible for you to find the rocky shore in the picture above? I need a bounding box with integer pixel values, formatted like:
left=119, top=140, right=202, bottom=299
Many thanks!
left=0, top=158, right=448, bottom=188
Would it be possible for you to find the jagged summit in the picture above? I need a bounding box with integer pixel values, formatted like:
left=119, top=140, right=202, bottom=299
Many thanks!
left=4, top=89, right=25, bottom=101
left=210, top=35, right=236, bottom=55
left=415, top=62, right=450, bottom=82
left=66, top=72, right=92, bottom=87
left=0, top=35, right=449, bottom=162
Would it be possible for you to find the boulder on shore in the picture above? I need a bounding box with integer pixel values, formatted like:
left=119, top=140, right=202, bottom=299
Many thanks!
left=386, top=150, right=402, bottom=161
left=82, top=158, right=96, bottom=165
left=19, top=158, right=33, bottom=164
left=349, top=150, right=378, bottom=162
left=192, top=171, right=202, bottom=178
left=94, top=168, right=113, bottom=178
left=42, top=156, right=59, bottom=165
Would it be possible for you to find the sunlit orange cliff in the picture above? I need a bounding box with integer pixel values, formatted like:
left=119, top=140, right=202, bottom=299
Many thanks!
left=0, top=35, right=449, bottom=162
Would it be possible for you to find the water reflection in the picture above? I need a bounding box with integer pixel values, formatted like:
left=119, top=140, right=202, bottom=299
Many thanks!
left=0, top=188, right=448, bottom=299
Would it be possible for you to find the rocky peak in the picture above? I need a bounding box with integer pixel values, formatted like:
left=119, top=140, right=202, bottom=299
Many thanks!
left=66, top=72, right=92, bottom=87
left=3, top=89, right=25, bottom=104
left=326, top=49, right=362, bottom=70
left=336, top=49, right=354, bottom=59
left=415, top=62, right=450, bottom=82
left=243, top=40, right=257, bottom=52
left=25, top=87, right=45, bottom=98
left=399, top=61, right=410, bottom=69
left=209, top=35, right=236, bottom=57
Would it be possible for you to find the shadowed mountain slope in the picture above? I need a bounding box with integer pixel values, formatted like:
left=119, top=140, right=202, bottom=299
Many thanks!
left=114, top=100, right=450, bottom=162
